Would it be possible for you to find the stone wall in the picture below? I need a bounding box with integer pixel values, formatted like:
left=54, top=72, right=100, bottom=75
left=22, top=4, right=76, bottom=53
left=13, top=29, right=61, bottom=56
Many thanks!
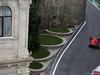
left=65, top=0, right=86, bottom=24
left=40, top=0, right=86, bottom=30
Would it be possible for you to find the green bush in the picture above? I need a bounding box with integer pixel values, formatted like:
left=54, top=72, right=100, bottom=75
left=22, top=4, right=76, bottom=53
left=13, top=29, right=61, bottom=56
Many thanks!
left=32, top=48, right=50, bottom=59
left=28, top=1, right=42, bottom=52
left=29, top=61, right=43, bottom=69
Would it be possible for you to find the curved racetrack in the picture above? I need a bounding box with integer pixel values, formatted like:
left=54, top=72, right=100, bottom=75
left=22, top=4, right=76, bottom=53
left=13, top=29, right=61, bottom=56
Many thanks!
left=54, top=0, right=100, bottom=75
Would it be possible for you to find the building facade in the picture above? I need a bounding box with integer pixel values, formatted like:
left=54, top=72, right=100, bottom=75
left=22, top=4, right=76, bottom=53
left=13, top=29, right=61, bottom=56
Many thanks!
left=0, top=0, right=32, bottom=75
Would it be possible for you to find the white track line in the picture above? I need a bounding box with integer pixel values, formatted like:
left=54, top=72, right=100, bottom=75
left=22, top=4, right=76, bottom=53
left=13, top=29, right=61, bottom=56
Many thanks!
left=52, top=21, right=86, bottom=75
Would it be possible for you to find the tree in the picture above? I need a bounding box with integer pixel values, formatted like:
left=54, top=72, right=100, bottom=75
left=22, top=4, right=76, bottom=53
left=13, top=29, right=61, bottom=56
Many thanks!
left=28, top=0, right=42, bottom=53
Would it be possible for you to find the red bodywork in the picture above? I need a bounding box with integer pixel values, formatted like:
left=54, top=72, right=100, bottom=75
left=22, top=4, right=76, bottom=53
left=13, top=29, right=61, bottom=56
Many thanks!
left=91, top=38, right=98, bottom=45
left=93, top=71, right=100, bottom=75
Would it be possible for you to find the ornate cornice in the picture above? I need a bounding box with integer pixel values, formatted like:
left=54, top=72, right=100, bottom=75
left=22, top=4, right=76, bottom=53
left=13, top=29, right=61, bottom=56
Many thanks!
left=0, top=0, right=8, bottom=6
left=19, top=0, right=32, bottom=9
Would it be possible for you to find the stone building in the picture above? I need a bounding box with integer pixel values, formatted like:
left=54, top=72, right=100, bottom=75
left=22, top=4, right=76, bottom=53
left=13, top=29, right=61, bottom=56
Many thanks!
left=40, top=0, right=86, bottom=29
left=0, top=0, right=32, bottom=75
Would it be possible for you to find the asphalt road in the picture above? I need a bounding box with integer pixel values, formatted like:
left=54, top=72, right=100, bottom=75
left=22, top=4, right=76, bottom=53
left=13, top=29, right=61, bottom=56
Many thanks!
left=95, top=0, right=100, bottom=4
left=54, top=0, right=100, bottom=75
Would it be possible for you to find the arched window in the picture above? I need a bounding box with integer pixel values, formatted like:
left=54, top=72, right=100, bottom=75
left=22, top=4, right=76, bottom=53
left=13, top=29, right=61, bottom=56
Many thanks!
left=0, top=6, right=12, bottom=37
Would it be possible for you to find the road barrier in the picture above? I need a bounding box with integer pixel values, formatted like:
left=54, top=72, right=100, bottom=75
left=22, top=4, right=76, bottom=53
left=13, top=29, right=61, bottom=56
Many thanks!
left=48, top=21, right=86, bottom=75
left=90, top=0, right=100, bottom=9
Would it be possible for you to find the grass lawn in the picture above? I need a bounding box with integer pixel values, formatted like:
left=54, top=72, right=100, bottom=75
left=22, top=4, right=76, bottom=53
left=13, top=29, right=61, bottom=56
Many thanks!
left=32, top=48, right=50, bottom=59
left=49, top=25, right=75, bottom=33
left=40, top=35, right=63, bottom=45
left=29, top=61, right=43, bottom=69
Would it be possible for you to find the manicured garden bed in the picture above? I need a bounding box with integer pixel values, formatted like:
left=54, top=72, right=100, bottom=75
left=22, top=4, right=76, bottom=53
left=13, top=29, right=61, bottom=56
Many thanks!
left=48, top=25, right=75, bottom=33
left=31, top=48, right=50, bottom=59
left=40, top=35, right=63, bottom=45
left=29, top=61, right=43, bottom=69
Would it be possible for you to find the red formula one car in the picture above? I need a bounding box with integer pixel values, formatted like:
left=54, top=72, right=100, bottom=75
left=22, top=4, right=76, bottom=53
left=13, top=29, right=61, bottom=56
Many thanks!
left=89, top=37, right=100, bottom=49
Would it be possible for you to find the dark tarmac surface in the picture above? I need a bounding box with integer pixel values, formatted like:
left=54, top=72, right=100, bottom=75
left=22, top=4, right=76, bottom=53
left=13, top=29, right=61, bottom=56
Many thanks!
left=55, top=0, right=100, bottom=75
left=96, top=0, right=100, bottom=4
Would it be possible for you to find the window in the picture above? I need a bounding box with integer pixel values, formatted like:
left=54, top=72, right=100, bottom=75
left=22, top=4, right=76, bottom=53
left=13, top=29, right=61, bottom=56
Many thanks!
left=0, top=6, right=12, bottom=37
left=54, top=16, right=56, bottom=19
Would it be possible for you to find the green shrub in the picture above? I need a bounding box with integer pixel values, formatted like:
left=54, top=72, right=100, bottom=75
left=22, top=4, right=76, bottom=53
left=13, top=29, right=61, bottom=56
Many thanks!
left=28, top=1, right=42, bottom=52
left=29, top=61, right=43, bottom=69
left=32, top=48, right=50, bottom=59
